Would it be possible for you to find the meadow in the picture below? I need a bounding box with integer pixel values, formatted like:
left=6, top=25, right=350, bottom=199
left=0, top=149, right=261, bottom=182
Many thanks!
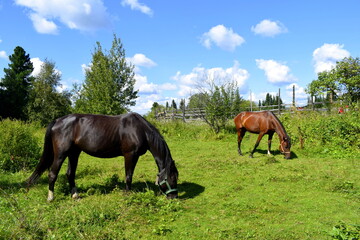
left=0, top=112, right=359, bottom=239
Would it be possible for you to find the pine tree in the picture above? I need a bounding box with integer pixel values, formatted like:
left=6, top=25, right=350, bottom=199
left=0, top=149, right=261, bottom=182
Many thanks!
left=0, top=46, right=34, bottom=120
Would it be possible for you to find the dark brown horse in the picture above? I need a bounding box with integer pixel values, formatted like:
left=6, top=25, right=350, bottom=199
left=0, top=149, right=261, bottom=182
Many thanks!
left=27, top=113, right=179, bottom=201
left=234, top=111, right=291, bottom=159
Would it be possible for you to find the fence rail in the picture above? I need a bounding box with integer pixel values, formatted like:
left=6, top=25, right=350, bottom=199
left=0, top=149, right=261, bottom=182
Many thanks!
left=155, top=102, right=344, bottom=122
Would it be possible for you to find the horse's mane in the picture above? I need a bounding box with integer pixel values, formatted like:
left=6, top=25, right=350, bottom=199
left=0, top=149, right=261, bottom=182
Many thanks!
left=130, top=113, right=176, bottom=174
left=268, top=111, right=289, bottom=139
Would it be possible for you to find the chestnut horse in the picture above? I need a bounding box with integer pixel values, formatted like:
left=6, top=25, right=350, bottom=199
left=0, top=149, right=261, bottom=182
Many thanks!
left=234, top=111, right=291, bottom=159
left=27, top=113, right=179, bottom=201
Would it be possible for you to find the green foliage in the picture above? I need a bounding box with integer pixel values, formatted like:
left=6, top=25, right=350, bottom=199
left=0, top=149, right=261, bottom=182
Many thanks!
left=259, top=93, right=283, bottom=109
left=0, top=46, right=34, bottom=120
left=279, top=111, right=360, bottom=158
left=27, top=59, right=72, bottom=126
left=330, top=222, right=360, bottom=240
left=0, top=114, right=359, bottom=239
left=0, top=120, right=41, bottom=172
left=74, top=34, right=138, bottom=114
left=307, top=57, right=360, bottom=105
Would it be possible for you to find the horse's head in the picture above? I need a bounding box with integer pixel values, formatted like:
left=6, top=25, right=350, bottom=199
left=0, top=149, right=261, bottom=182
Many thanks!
left=157, top=162, right=178, bottom=199
left=280, top=137, right=291, bottom=159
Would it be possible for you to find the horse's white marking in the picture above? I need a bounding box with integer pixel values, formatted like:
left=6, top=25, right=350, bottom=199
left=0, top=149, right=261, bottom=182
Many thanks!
left=71, top=187, right=79, bottom=199
left=155, top=176, right=159, bottom=186
left=47, top=190, right=54, bottom=202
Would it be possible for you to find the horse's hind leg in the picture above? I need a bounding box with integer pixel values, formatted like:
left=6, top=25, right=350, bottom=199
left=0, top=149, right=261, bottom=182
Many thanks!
left=124, top=152, right=139, bottom=191
left=67, top=149, right=81, bottom=199
left=237, top=128, right=246, bottom=156
left=48, top=153, right=67, bottom=201
left=250, top=133, right=265, bottom=158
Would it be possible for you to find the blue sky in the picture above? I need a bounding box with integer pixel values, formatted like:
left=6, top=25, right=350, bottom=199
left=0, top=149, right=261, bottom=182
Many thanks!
left=0, top=0, right=359, bottom=114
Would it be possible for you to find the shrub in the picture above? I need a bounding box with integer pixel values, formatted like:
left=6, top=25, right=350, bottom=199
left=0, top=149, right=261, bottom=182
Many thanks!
left=280, top=111, right=360, bottom=157
left=330, top=222, right=360, bottom=240
left=0, top=119, right=41, bottom=172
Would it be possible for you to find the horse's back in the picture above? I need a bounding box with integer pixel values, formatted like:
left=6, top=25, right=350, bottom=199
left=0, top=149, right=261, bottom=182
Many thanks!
left=234, top=111, right=274, bottom=132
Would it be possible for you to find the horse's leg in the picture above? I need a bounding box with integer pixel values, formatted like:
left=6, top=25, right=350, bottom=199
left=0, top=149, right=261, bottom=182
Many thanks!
left=66, top=149, right=81, bottom=199
left=48, top=153, right=67, bottom=201
left=250, top=133, right=265, bottom=158
left=124, top=152, right=139, bottom=191
left=237, top=128, right=246, bottom=156
left=267, top=132, right=275, bottom=155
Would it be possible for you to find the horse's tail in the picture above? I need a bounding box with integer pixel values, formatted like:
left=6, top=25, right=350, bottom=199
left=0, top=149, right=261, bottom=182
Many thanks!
left=27, top=120, right=56, bottom=187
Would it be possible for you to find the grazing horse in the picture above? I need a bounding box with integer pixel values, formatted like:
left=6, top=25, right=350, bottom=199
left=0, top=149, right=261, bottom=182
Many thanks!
left=234, top=111, right=291, bottom=159
left=27, top=113, right=179, bottom=201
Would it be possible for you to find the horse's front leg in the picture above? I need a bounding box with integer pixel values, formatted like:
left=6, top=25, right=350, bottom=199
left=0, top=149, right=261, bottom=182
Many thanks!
left=124, top=152, right=139, bottom=191
left=267, top=132, right=275, bottom=155
left=237, top=128, right=246, bottom=156
left=250, top=133, right=265, bottom=158
left=67, top=150, right=81, bottom=199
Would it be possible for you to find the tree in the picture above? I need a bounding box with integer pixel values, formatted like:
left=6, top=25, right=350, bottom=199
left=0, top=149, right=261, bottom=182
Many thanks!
left=261, top=93, right=283, bottom=109
left=74, top=34, right=138, bottom=114
left=27, top=59, right=72, bottom=126
left=194, top=76, right=241, bottom=134
left=306, top=57, right=360, bottom=106
left=187, top=93, right=208, bottom=109
left=231, top=88, right=243, bottom=114
left=0, top=46, right=34, bottom=120
left=171, top=99, right=177, bottom=110
left=179, top=99, right=186, bottom=111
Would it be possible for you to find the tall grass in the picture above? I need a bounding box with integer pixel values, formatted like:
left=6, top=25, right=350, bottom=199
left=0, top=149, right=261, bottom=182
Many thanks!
left=0, top=112, right=359, bottom=239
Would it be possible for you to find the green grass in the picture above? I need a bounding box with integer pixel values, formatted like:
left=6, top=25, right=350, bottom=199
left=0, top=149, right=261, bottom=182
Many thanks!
left=1, top=125, right=359, bottom=239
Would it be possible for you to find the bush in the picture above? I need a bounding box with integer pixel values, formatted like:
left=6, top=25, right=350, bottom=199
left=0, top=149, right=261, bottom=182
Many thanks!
left=0, top=119, right=41, bottom=172
left=280, top=111, right=360, bottom=157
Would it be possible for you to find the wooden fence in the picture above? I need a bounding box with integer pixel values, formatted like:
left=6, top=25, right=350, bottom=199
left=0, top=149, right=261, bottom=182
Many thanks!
left=155, top=101, right=342, bottom=122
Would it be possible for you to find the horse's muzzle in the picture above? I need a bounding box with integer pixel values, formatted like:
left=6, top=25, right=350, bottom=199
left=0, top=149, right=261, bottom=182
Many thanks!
left=166, top=192, right=178, bottom=199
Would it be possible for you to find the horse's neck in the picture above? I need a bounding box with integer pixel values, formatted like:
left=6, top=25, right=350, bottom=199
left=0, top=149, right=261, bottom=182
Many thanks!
left=272, top=116, right=287, bottom=140
left=149, top=146, right=170, bottom=172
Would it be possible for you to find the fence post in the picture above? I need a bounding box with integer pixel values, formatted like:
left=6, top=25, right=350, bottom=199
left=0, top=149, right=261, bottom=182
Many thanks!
left=278, top=88, right=281, bottom=115
left=292, top=85, right=295, bottom=108
left=182, top=99, right=186, bottom=122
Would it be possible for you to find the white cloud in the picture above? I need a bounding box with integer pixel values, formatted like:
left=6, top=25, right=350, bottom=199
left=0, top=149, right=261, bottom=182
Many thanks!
left=127, top=53, right=157, bottom=68
left=172, top=61, right=249, bottom=97
left=0, top=50, right=7, bottom=60
left=134, top=73, right=176, bottom=95
left=15, top=0, right=111, bottom=34
left=30, top=57, right=44, bottom=76
left=251, top=19, right=287, bottom=37
left=256, top=59, right=297, bottom=84
left=31, top=57, right=62, bottom=77
left=30, top=13, right=58, bottom=34
left=81, top=63, right=91, bottom=75
left=286, top=83, right=307, bottom=99
left=121, top=0, right=153, bottom=16
left=313, top=43, right=350, bottom=73
left=201, top=25, right=245, bottom=51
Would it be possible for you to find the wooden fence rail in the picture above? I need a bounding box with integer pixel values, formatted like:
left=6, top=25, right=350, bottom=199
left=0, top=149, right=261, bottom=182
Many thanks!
left=155, top=102, right=343, bottom=122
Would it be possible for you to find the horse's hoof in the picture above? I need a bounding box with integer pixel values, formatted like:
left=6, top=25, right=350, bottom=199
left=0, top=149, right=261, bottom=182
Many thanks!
left=72, top=192, right=79, bottom=200
left=71, top=187, right=79, bottom=199
left=47, top=190, right=54, bottom=202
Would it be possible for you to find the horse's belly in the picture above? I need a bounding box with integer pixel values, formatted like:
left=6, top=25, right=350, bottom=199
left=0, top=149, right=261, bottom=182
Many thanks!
left=83, top=148, right=123, bottom=158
